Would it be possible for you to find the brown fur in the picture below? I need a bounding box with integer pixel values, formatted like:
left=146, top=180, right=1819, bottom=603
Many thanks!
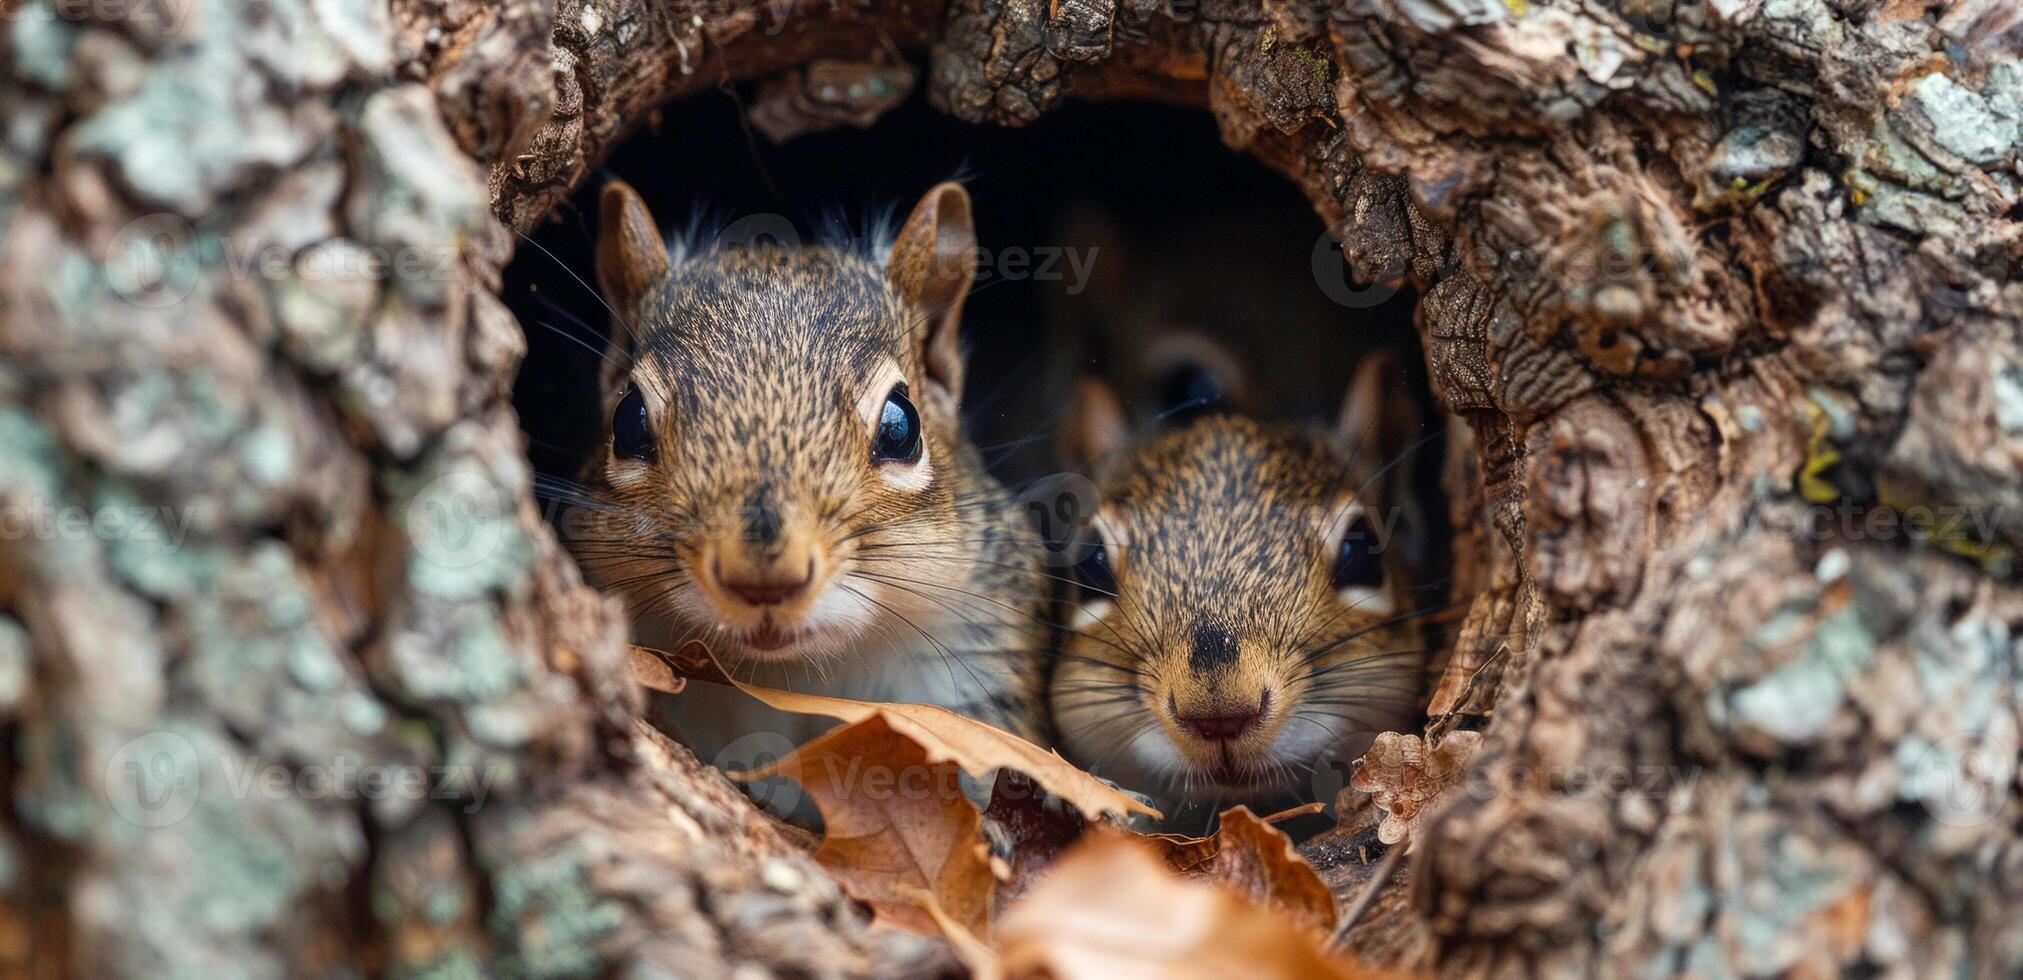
left=568, top=182, right=1048, bottom=761
left=1051, top=362, right=1427, bottom=817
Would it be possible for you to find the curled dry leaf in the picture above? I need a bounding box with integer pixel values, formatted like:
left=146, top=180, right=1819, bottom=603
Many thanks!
left=1206, top=807, right=1339, bottom=935
left=1145, top=831, right=1219, bottom=875
left=650, top=642, right=1158, bottom=823
left=746, top=714, right=996, bottom=936
left=1349, top=731, right=1484, bottom=850
left=996, top=834, right=1387, bottom=980
left=1142, top=808, right=1337, bottom=933
left=627, top=642, right=722, bottom=693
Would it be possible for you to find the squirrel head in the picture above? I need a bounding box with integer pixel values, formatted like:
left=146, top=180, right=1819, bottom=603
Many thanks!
left=574, top=179, right=984, bottom=663
left=1050, top=353, right=1428, bottom=807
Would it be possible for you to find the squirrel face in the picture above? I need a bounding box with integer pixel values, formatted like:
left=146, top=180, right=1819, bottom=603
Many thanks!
left=1051, top=357, right=1427, bottom=809
left=574, top=181, right=988, bottom=664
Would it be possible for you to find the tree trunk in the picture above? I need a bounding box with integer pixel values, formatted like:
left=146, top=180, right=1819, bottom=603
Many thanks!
left=1, top=0, right=2017, bottom=976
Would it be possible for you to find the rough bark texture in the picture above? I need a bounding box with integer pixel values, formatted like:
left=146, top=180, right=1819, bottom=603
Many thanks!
left=1, top=0, right=2019, bottom=977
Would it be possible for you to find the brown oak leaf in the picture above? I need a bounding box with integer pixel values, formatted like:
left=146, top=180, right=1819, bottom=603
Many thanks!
left=746, top=714, right=996, bottom=935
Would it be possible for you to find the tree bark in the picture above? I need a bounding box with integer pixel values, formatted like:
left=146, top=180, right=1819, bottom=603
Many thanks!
left=1, top=0, right=2018, bottom=977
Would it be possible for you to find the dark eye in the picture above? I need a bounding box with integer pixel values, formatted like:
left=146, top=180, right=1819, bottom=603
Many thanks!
left=612, top=388, right=654, bottom=462
left=872, top=386, right=922, bottom=464
left=1075, top=539, right=1117, bottom=598
left=1331, top=516, right=1384, bottom=590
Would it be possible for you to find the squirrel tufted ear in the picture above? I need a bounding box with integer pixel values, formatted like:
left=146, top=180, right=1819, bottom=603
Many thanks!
left=888, top=181, right=977, bottom=405
left=1338, top=350, right=1431, bottom=578
left=1336, top=349, right=1424, bottom=472
left=594, top=180, right=668, bottom=382
left=1062, top=377, right=1129, bottom=475
left=1144, top=332, right=1250, bottom=424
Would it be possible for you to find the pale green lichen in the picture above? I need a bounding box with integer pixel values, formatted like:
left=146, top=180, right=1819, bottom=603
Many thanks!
left=350, top=87, right=487, bottom=307
left=239, top=421, right=297, bottom=489
left=102, top=483, right=227, bottom=600
left=385, top=609, right=527, bottom=704
left=396, top=466, right=532, bottom=602
left=183, top=796, right=303, bottom=933
left=7, top=12, right=77, bottom=89
left=1993, top=365, right=2023, bottom=435
left=0, top=405, right=61, bottom=500
left=342, top=693, right=389, bottom=735
left=272, top=239, right=378, bottom=372
left=1730, top=605, right=1875, bottom=742
left=1912, top=72, right=2022, bottom=166
left=490, top=846, right=625, bottom=979
left=71, top=8, right=290, bottom=210
left=1730, top=826, right=1858, bottom=963
left=0, top=617, right=27, bottom=715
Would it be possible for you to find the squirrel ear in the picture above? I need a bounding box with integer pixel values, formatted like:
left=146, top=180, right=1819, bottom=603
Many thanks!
left=888, top=182, right=977, bottom=404
left=1336, top=350, right=1422, bottom=469
left=1145, top=331, right=1249, bottom=423
left=1062, top=377, right=1129, bottom=474
left=1338, top=351, right=1429, bottom=576
left=595, top=180, right=668, bottom=376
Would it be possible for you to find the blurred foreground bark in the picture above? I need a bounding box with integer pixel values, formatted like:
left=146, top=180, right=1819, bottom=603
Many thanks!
left=0, top=0, right=2018, bottom=975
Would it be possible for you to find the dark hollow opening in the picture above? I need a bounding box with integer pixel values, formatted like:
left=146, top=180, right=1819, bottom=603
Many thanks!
left=504, top=93, right=1453, bottom=825
left=507, top=91, right=1433, bottom=478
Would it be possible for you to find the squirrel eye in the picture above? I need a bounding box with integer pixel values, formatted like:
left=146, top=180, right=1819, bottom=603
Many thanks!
left=1075, top=540, right=1117, bottom=599
left=1331, top=515, right=1384, bottom=590
left=612, top=388, right=654, bottom=462
left=872, top=386, right=923, bottom=464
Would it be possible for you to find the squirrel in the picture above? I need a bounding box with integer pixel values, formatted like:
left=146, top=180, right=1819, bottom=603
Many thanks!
left=1048, top=353, right=1430, bottom=823
left=566, top=179, right=1050, bottom=773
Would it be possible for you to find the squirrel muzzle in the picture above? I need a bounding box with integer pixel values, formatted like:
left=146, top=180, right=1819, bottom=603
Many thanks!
left=696, top=490, right=831, bottom=631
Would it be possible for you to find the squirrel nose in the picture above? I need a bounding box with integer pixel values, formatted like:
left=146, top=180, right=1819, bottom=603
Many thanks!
left=1172, top=688, right=1271, bottom=742
left=1177, top=707, right=1263, bottom=742
left=716, top=556, right=815, bottom=607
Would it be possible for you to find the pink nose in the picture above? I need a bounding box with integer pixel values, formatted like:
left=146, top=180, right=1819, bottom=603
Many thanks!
left=721, top=573, right=810, bottom=607
left=1177, top=708, right=1261, bottom=742
left=715, top=555, right=814, bottom=607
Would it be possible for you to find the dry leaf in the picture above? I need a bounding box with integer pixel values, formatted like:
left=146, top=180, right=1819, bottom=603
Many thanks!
left=1205, top=807, right=1339, bottom=935
left=659, top=642, right=1158, bottom=822
left=1144, top=831, right=1219, bottom=874
left=915, top=887, right=1004, bottom=979
left=748, top=714, right=996, bottom=935
left=626, top=647, right=686, bottom=694
left=982, top=774, right=1086, bottom=906
left=1349, top=731, right=1483, bottom=850
left=996, top=834, right=1378, bottom=980
left=627, top=643, right=723, bottom=692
